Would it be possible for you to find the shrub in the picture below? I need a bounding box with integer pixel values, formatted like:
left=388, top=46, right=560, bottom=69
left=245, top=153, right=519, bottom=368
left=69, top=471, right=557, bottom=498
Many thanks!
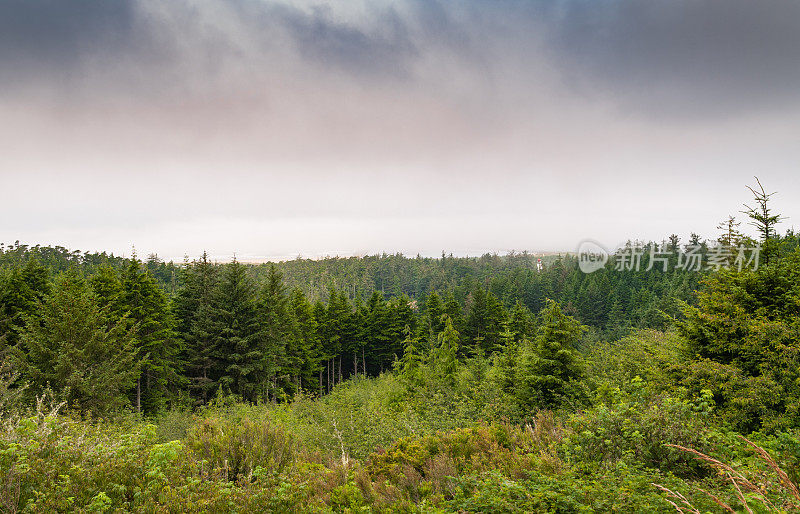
left=563, top=378, right=714, bottom=475
left=184, top=409, right=297, bottom=481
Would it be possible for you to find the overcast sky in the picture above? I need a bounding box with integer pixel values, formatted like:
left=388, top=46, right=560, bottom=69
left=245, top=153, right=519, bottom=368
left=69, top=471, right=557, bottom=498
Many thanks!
left=2, top=0, right=799, bottom=261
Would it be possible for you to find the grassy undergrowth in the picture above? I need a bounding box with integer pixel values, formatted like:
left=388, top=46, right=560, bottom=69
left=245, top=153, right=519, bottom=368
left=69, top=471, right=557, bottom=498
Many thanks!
left=3, top=370, right=800, bottom=513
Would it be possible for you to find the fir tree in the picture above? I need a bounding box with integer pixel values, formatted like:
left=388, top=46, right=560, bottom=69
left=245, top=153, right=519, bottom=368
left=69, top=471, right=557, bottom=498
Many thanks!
left=0, top=259, right=50, bottom=348
left=215, top=259, right=261, bottom=401
left=174, top=252, right=222, bottom=401
left=15, top=272, right=139, bottom=414
left=258, top=264, right=293, bottom=399
left=120, top=258, right=181, bottom=412
left=421, top=291, right=445, bottom=348
left=430, top=315, right=460, bottom=388
left=518, top=300, right=586, bottom=410
left=288, top=287, right=321, bottom=394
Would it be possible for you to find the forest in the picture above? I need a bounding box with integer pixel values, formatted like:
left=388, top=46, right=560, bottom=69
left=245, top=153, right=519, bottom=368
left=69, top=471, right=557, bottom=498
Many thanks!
left=2, top=184, right=800, bottom=512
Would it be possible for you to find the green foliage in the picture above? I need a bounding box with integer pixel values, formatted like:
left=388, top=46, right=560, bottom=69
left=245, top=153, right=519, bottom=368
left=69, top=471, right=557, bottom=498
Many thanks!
left=215, top=259, right=262, bottom=402
left=4, top=188, right=800, bottom=511
left=120, top=258, right=182, bottom=412
left=679, top=251, right=800, bottom=431
left=15, top=272, right=140, bottom=414
left=0, top=259, right=50, bottom=348
left=517, top=300, right=587, bottom=411
left=184, top=406, right=297, bottom=481
left=447, top=464, right=707, bottom=513
left=584, top=329, right=684, bottom=390
left=564, top=378, right=714, bottom=474
left=174, top=252, right=222, bottom=402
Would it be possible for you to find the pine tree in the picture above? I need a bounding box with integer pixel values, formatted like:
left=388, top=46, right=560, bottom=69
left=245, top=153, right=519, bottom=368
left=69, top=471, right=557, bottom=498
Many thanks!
left=215, top=259, right=262, bottom=401
left=464, top=287, right=507, bottom=355
left=289, top=288, right=321, bottom=394
left=430, top=315, right=460, bottom=388
left=0, top=259, right=50, bottom=348
left=421, top=291, right=445, bottom=348
left=518, top=300, right=585, bottom=410
left=90, top=266, right=123, bottom=312
left=120, top=258, right=181, bottom=412
left=174, top=252, right=222, bottom=401
left=258, top=264, right=293, bottom=399
left=15, top=272, right=139, bottom=414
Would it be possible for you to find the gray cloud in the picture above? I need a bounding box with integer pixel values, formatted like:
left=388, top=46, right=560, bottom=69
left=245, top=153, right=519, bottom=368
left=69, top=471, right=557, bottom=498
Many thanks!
left=0, top=0, right=137, bottom=89
left=276, top=4, right=417, bottom=79
left=537, top=0, right=800, bottom=117
left=4, top=0, right=799, bottom=118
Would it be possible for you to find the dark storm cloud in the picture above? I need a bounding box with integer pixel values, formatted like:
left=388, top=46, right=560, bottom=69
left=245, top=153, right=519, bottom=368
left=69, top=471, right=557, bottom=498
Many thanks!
left=0, top=0, right=421, bottom=96
left=0, top=0, right=137, bottom=88
left=537, top=0, right=800, bottom=117
left=275, top=5, right=417, bottom=79
left=2, top=0, right=800, bottom=119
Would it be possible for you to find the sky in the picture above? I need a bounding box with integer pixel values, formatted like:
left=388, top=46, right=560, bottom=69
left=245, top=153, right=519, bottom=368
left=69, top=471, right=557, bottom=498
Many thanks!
left=1, top=0, right=799, bottom=262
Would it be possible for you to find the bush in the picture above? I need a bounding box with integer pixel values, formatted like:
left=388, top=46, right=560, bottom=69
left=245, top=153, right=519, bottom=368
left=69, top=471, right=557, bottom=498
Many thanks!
left=563, top=378, right=714, bottom=475
left=184, top=406, right=297, bottom=481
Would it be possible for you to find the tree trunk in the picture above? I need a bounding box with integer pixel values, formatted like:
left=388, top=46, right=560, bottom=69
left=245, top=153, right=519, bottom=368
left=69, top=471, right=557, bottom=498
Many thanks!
left=362, top=348, right=366, bottom=377
left=353, top=351, right=357, bottom=377
left=136, top=377, right=141, bottom=413
left=338, top=354, right=342, bottom=384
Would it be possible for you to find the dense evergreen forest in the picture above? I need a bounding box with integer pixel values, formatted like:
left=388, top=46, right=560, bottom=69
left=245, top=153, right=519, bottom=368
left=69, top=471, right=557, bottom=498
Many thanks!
left=0, top=240, right=706, bottom=410
left=2, top=184, right=800, bottom=511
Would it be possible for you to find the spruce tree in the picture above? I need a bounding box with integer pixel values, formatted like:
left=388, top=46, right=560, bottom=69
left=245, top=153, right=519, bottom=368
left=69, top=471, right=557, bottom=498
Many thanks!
left=742, top=177, right=785, bottom=263
left=421, top=291, right=445, bottom=348
left=289, top=288, right=321, bottom=394
left=16, top=272, right=139, bottom=414
left=495, top=321, right=520, bottom=397
left=464, top=287, right=507, bottom=355
left=518, top=300, right=585, bottom=410
left=507, top=301, right=535, bottom=342
left=215, top=259, right=261, bottom=401
left=258, top=264, right=292, bottom=399
left=90, top=266, right=123, bottom=312
left=364, top=291, right=393, bottom=373
left=397, top=325, right=424, bottom=390
left=120, top=258, right=182, bottom=412
left=0, top=259, right=50, bottom=348
left=430, top=315, right=460, bottom=388
left=174, top=252, right=222, bottom=401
